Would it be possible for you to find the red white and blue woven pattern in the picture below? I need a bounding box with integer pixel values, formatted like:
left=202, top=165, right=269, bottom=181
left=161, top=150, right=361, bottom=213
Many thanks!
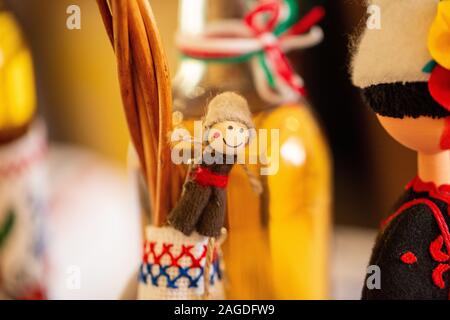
left=139, top=240, right=222, bottom=289
left=137, top=226, right=225, bottom=300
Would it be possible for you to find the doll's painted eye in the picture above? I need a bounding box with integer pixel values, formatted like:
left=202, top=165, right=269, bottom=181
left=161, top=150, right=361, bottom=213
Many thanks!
left=239, top=128, right=244, bottom=133
left=228, top=125, right=233, bottom=130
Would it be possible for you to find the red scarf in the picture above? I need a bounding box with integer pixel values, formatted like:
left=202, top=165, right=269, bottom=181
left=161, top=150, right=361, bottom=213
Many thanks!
left=192, top=166, right=229, bottom=188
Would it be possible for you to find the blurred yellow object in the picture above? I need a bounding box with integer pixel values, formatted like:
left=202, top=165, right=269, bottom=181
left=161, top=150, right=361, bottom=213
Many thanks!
left=260, top=104, right=330, bottom=299
left=428, top=0, right=450, bottom=70
left=0, top=7, right=36, bottom=136
left=224, top=104, right=331, bottom=299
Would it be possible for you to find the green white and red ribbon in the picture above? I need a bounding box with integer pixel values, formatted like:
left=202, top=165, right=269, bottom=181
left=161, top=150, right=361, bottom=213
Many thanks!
left=176, top=0, right=325, bottom=104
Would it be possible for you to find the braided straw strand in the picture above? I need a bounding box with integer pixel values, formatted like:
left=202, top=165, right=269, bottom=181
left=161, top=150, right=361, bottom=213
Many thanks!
left=97, top=0, right=179, bottom=225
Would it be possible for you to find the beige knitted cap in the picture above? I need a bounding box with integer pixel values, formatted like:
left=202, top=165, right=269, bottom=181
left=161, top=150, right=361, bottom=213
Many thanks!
left=203, top=92, right=254, bottom=129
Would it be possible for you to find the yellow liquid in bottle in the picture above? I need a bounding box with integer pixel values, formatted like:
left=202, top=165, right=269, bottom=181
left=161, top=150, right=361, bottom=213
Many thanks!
left=0, top=9, right=36, bottom=138
left=183, top=102, right=331, bottom=299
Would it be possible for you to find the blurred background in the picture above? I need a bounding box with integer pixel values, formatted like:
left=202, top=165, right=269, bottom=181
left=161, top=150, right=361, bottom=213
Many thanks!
left=2, top=0, right=418, bottom=299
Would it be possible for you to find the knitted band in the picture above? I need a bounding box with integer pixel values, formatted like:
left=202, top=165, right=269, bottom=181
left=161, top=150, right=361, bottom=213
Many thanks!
left=138, top=226, right=225, bottom=300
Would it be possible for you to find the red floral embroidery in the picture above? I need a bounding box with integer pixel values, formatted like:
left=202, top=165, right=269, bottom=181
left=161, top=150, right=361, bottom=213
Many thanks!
left=433, top=264, right=450, bottom=290
left=430, top=235, right=450, bottom=289
left=383, top=177, right=450, bottom=298
left=430, top=236, right=450, bottom=262
left=400, top=251, right=417, bottom=264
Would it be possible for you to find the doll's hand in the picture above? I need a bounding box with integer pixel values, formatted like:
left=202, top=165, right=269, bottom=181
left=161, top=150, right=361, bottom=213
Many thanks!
left=170, top=127, right=202, bottom=153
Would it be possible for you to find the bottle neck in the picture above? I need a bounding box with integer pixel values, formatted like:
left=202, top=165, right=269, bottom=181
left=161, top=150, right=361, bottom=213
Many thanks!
left=203, top=0, right=256, bottom=81
left=178, top=0, right=250, bottom=81
left=174, top=0, right=276, bottom=117
left=203, top=63, right=251, bottom=88
left=206, top=0, right=247, bottom=21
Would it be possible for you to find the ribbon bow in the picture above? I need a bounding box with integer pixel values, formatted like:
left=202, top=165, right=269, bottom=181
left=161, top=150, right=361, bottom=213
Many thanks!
left=177, top=1, right=325, bottom=104
left=244, top=1, right=318, bottom=96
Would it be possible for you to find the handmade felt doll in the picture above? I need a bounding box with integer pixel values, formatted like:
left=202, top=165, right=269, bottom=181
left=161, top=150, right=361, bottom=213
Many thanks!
left=168, top=92, right=256, bottom=238
left=352, top=0, right=450, bottom=299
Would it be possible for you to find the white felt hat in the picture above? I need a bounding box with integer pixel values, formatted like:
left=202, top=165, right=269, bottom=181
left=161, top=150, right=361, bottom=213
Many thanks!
left=352, top=0, right=439, bottom=89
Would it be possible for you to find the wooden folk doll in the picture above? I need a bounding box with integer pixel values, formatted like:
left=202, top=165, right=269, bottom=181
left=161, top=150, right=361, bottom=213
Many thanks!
left=352, top=0, right=450, bottom=299
left=168, top=92, right=258, bottom=238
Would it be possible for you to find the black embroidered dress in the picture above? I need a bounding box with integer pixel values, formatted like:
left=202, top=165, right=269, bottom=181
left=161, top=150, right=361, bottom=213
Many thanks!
left=363, top=176, right=450, bottom=299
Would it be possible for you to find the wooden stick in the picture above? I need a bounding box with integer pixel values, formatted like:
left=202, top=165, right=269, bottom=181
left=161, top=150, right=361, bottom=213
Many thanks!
left=133, top=69, right=157, bottom=209
left=128, top=0, right=159, bottom=143
left=127, top=0, right=160, bottom=205
left=96, top=0, right=113, bottom=45
left=202, top=237, right=216, bottom=299
left=98, top=0, right=147, bottom=175
left=137, top=0, right=174, bottom=225
left=99, top=0, right=181, bottom=226
left=171, top=164, right=186, bottom=210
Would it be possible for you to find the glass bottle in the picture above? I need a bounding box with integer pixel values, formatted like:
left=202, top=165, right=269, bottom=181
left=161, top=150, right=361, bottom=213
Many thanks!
left=173, top=0, right=331, bottom=299
left=0, top=2, right=46, bottom=300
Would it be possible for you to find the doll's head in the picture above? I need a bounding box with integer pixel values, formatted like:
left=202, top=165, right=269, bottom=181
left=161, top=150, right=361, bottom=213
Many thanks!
left=352, top=0, right=450, bottom=154
left=203, top=92, right=254, bottom=156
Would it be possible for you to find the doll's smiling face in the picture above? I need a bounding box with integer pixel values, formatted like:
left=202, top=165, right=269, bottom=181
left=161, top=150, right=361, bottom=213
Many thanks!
left=206, top=120, right=250, bottom=155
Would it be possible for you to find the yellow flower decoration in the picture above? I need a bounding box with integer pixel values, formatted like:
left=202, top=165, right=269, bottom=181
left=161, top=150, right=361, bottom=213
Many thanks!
left=429, top=0, right=450, bottom=70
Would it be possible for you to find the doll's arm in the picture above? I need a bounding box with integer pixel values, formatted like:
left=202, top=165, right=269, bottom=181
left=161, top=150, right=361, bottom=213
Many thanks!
left=170, top=111, right=203, bottom=162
